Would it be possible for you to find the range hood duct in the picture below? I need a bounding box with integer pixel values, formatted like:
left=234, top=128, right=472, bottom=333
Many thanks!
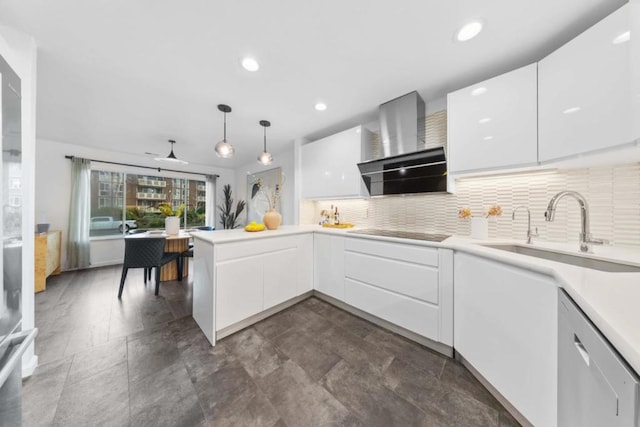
left=358, top=91, right=448, bottom=196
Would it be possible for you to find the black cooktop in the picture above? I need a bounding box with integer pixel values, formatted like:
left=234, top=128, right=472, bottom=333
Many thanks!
left=347, top=229, right=451, bottom=242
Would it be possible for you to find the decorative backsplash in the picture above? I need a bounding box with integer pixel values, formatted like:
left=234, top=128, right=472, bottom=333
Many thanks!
left=300, top=163, right=640, bottom=246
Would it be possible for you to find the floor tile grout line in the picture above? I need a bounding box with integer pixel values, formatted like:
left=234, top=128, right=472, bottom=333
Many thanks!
left=49, top=353, right=75, bottom=426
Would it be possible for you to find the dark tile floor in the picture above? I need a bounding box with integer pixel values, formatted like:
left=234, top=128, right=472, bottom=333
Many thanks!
left=24, top=265, right=520, bottom=427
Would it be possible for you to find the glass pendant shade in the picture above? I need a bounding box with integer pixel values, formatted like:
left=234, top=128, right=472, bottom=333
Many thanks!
left=257, top=151, right=273, bottom=165
left=257, top=120, right=273, bottom=165
left=215, top=104, right=234, bottom=158
left=215, top=139, right=234, bottom=158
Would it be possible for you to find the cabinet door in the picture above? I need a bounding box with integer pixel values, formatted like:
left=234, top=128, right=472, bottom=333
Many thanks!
left=454, top=252, right=557, bottom=427
left=448, top=63, right=538, bottom=173
left=296, top=234, right=314, bottom=294
left=631, top=0, right=640, bottom=141
left=539, top=5, right=631, bottom=162
left=216, top=257, right=263, bottom=330
left=263, top=248, right=298, bottom=310
left=301, top=126, right=365, bottom=199
left=313, top=234, right=345, bottom=300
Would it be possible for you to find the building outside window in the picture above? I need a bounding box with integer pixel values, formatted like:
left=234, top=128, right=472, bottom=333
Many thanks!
left=90, top=169, right=208, bottom=236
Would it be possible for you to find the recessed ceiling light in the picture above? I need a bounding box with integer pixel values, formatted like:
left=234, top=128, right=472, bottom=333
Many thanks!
left=455, top=21, right=483, bottom=42
left=478, top=117, right=492, bottom=124
left=613, top=31, right=630, bottom=45
left=562, top=107, right=581, bottom=115
left=471, top=87, right=487, bottom=96
left=241, top=57, right=260, bottom=72
left=483, top=136, right=494, bottom=141
left=315, top=102, right=327, bottom=111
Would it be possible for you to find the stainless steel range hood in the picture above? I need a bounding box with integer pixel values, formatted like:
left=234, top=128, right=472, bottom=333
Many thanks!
left=358, top=91, right=448, bottom=196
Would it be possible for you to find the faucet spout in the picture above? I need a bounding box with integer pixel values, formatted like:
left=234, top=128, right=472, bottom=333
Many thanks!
left=512, top=206, right=538, bottom=244
left=544, top=191, right=606, bottom=252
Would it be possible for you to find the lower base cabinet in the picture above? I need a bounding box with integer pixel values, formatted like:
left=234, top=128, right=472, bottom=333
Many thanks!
left=454, top=252, right=558, bottom=427
left=313, top=234, right=346, bottom=300
left=319, top=236, right=453, bottom=348
left=215, top=234, right=313, bottom=331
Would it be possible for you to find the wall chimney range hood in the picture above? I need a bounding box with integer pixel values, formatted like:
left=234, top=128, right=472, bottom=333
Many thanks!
left=358, top=91, right=449, bottom=196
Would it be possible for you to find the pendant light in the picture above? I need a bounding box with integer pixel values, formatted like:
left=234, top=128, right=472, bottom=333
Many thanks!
left=155, top=139, right=188, bottom=164
left=215, top=104, right=234, bottom=158
left=257, top=120, right=273, bottom=165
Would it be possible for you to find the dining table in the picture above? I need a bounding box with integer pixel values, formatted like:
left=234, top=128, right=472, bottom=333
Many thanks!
left=126, top=230, right=191, bottom=281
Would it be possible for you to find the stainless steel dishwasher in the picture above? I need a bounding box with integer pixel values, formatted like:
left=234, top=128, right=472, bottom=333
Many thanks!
left=558, top=290, right=639, bottom=426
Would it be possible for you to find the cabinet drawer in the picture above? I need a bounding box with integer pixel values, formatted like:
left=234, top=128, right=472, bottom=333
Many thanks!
left=345, top=238, right=438, bottom=267
left=344, top=251, right=438, bottom=304
left=345, top=278, right=439, bottom=340
left=216, top=235, right=301, bottom=262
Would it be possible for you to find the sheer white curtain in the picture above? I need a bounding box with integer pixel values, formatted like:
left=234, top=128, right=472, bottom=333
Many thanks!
left=204, top=175, right=217, bottom=229
left=67, top=157, right=91, bottom=269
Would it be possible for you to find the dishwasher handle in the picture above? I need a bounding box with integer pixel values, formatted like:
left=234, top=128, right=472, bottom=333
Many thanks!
left=574, top=334, right=590, bottom=366
left=0, top=328, right=38, bottom=388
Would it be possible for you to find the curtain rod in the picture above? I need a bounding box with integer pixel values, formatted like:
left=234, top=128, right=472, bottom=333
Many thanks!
left=64, top=155, right=219, bottom=178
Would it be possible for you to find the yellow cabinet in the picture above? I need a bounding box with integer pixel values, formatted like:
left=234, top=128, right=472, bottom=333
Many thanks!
left=34, top=230, right=62, bottom=293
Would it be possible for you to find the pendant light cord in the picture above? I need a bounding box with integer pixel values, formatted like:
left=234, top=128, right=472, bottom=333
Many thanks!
left=263, top=126, right=267, bottom=152
left=223, top=112, right=227, bottom=140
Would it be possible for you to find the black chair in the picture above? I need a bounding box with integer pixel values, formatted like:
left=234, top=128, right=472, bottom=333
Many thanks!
left=118, top=237, right=180, bottom=298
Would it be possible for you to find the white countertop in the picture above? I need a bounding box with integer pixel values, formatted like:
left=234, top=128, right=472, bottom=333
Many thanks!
left=194, top=225, right=640, bottom=374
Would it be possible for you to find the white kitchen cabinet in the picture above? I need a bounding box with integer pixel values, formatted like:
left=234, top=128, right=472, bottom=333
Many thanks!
left=296, top=233, right=314, bottom=294
left=195, top=234, right=314, bottom=343
left=448, top=63, right=538, bottom=173
left=454, top=252, right=557, bottom=427
left=342, top=238, right=453, bottom=347
left=630, top=0, right=640, bottom=142
left=216, top=257, right=264, bottom=330
left=263, top=248, right=298, bottom=310
left=300, top=125, right=371, bottom=199
left=313, top=233, right=345, bottom=300
left=539, top=4, right=633, bottom=162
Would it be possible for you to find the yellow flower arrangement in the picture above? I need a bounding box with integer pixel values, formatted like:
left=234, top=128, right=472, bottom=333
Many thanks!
left=158, top=203, right=184, bottom=217
left=458, top=205, right=503, bottom=219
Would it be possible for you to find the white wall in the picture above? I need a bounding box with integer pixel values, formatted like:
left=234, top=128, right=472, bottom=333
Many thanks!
left=35, top=139, right=236, bottom=269
left=0, top=25, right=38, bottom=377
left=234, top=142, right=297, bottom=226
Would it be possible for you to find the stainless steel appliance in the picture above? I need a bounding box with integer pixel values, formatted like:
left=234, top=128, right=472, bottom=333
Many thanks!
left=356, top=91, right=449, bottom=196
left=558, top=290, right=639, bottom=426
left=0, top=52, right=37, bottom=425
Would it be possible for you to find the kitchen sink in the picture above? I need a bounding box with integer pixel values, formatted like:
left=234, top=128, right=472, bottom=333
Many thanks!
left=480, top=244, right=640, bottom=273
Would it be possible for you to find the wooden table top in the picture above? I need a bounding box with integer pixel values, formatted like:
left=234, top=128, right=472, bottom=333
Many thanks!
left=125, top=231, right=192, bottom=240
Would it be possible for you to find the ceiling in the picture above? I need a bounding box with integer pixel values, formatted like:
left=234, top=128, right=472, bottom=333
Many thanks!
left=0, top=0, right=626, bottom=168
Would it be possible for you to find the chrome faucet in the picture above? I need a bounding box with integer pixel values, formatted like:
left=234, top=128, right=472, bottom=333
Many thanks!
left=544, top=191, right=608, bottom=253
left=512, top=206, right=538, bottom=244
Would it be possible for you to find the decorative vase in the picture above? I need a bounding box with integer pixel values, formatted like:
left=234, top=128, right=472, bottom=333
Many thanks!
left=165, top=216, right=180, bottom=235
left=470, top=217, right=489, bottom=240
left=263, top=208, right=282, bottom=230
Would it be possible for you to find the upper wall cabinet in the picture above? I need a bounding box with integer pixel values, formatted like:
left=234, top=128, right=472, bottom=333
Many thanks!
left=631, top=0, right=640, bottom=141
left=539, top=4, right=633, bottom=163
left=301, top=125, right=371, bottom=199
left=448, top=63, right=538, bottom=174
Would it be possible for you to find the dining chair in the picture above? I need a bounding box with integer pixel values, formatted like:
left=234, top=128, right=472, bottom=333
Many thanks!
left=118, top=237, right=180, bottom=298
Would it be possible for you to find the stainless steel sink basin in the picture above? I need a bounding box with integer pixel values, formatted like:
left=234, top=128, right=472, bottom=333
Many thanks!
left=481, top=244, right=640, bottom=273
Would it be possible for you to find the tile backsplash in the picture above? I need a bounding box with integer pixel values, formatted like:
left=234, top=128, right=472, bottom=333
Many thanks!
left=300, top=163, right=640, bottom=246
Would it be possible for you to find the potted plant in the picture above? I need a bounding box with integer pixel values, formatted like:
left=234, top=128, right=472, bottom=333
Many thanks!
left=158, top=203, right=185, bottom=235
left=217, top=184, right=246, bottom=229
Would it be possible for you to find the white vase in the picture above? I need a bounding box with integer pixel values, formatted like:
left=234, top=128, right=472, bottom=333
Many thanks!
left=165, top=216, right=180, bottom=235
left=470, top=217, right=489, bottom=240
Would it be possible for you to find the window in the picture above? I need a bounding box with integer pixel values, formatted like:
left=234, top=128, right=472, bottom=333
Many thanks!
left=90, top=169, right=209, bottom=237
left=99, top=182, right=111, bottom=196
